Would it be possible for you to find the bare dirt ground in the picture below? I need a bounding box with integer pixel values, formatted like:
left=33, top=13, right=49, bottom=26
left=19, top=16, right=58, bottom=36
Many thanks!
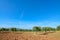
left=0, top=31, right=60, bottom=40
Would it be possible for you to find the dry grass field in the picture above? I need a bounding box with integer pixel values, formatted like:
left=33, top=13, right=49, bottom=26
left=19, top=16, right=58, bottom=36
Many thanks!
left=0, top=31, right=60, bottom=40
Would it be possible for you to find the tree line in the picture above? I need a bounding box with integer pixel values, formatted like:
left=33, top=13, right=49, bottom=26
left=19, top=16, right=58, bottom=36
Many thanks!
left=0, top=25, right=60, bottom=32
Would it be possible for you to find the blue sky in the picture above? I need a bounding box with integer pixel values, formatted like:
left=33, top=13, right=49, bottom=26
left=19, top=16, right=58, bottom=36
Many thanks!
left=0, top=0, right=60, bottom=29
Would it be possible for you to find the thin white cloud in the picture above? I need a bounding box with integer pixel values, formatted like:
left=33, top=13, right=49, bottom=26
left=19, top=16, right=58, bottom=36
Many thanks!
left=20, top=8, right=26, bottom=19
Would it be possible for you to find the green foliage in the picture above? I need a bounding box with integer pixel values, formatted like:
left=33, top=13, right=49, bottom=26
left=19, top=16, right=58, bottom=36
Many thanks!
left=42, top=27, right=56, bottom=32
left=0, top=28, right=9, bottom=31
left=56, top=25, right=60, bottom=31
left=0, top=25, right=59, bottom=32
left=32, top=26, right=41, bottom=31
left=42, top=27, right=47, bottom=32
left=9, top=28, right=17, bottom=31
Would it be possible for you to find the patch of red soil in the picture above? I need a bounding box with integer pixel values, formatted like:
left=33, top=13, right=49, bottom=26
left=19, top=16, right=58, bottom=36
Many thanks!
left=0, top=32, right=60, bottom=40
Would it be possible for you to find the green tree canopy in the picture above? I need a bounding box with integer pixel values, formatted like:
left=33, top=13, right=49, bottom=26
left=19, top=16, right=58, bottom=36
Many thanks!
left=9, top=28, right=17, bottom=31
left=0, top=28, right=9, bottom=31
left=42, top=27, right=55, bottom=32
left=56, top=25, right=60, bottom=31
left=32, top=26, right=41, bottom=31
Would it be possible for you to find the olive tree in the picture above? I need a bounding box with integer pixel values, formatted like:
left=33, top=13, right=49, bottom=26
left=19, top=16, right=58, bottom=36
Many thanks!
left=32, top=26, right=41, bottom=31
left=0, top=28, right=9, bottom=31
left=56, top=25, right=60, bottom=31
left=9, top=28, right=17, bottom=31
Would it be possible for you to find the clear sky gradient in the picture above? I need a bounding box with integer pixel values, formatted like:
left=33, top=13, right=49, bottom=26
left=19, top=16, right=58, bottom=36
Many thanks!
left=0, top=0, right=60, bottom=29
